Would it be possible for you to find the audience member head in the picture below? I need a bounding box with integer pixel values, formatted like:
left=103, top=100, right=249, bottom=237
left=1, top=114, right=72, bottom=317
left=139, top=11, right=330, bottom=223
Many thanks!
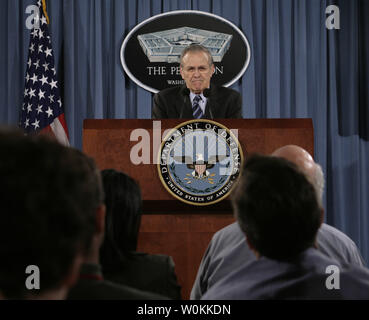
left=99, top=169, right=142, bottom=269
left=180, top=44, right=215, bottom=94
left=232, top=154, right=322, bottom=261
left=0, top=128, right=104, bottom=299
left=272, top=145, right=325, bottom=207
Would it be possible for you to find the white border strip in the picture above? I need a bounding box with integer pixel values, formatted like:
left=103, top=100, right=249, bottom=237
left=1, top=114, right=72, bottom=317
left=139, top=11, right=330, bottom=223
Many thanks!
left=120, top=10, right=251, bottom=93
left=50, top=117, right=70, bottom=146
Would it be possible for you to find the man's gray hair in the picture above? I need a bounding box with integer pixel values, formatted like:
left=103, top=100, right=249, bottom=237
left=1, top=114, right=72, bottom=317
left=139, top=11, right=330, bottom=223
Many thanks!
left=179, top=44, right=214, bottom=67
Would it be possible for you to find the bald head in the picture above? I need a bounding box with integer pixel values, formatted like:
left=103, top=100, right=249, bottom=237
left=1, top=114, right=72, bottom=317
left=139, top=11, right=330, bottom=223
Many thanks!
left=272, top=145, right=324, bottom=206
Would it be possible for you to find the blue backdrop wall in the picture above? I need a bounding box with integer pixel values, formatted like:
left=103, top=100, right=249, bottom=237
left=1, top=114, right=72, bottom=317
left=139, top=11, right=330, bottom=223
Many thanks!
left=1, top=0, right=368, bottom=264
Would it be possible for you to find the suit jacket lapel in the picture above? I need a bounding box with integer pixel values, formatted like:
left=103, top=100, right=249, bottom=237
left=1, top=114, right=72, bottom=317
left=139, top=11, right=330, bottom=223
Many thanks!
left=204, top=85, right=218, bottom=119
left=181, top=96, right=193, bottom=118
left=203, top=100, right=211, bottom=118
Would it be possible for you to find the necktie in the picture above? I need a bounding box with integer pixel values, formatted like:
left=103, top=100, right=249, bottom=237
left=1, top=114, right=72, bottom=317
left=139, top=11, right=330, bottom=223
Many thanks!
left=192, top=95, right=203, bottom=119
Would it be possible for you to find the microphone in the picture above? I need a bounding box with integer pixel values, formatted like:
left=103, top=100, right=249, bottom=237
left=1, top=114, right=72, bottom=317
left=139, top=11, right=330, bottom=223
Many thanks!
left=203, top=88, right=214, bottom=119
left=203, top=88, right=210, bottom=97
left=183, top=88, right=190, bottom=96
left=180, top=88, right=190, bottom=119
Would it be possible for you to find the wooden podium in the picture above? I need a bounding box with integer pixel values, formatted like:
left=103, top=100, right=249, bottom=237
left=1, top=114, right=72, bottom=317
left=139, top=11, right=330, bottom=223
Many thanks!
left=83, top=118, right=314, bottom=299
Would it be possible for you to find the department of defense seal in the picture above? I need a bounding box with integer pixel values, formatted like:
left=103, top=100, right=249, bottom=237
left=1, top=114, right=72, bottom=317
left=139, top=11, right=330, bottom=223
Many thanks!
left=158, top=119, right=243, bottom=206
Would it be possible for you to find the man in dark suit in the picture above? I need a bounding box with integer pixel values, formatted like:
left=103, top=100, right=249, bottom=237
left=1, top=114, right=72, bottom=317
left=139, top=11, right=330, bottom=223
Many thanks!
left=152, top=44, right=242, bottom=119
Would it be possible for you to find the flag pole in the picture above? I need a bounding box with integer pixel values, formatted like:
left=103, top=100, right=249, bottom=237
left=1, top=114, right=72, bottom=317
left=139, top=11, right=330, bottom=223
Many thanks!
left=41, top=0, right=50, bottom=25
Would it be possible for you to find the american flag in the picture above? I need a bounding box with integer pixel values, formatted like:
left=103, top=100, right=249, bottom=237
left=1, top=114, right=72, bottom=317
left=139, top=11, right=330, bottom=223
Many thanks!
left=20, top=0, right=69, bottom=146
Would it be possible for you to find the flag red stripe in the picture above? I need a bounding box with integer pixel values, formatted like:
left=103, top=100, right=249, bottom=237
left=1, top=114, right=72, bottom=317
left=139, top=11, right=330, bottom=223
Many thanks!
left=57, top=113, right=69, bottom=138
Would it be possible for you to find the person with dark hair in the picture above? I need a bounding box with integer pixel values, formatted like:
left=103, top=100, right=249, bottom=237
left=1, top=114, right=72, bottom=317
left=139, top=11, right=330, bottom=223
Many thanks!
left=202, top=154, right=369, bottom=299
left=235, top=155, right=322, bottom=260
left=152, top=44, right=242, bottom=119
left=59, top=160, right=165, bottom=299
left=0, top=127, right=162, bottom=300
left=192, top=145, right=365, bottom=299
left=99, top=169, right=182, bottom=299
left=0, top=128, right=98, bottom=299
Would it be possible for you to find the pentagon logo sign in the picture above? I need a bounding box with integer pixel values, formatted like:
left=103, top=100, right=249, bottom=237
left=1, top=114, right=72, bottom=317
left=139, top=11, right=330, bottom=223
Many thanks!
left=121, top=10, right=251, bottom=93
left=158, top=120, right=243, bottom=206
